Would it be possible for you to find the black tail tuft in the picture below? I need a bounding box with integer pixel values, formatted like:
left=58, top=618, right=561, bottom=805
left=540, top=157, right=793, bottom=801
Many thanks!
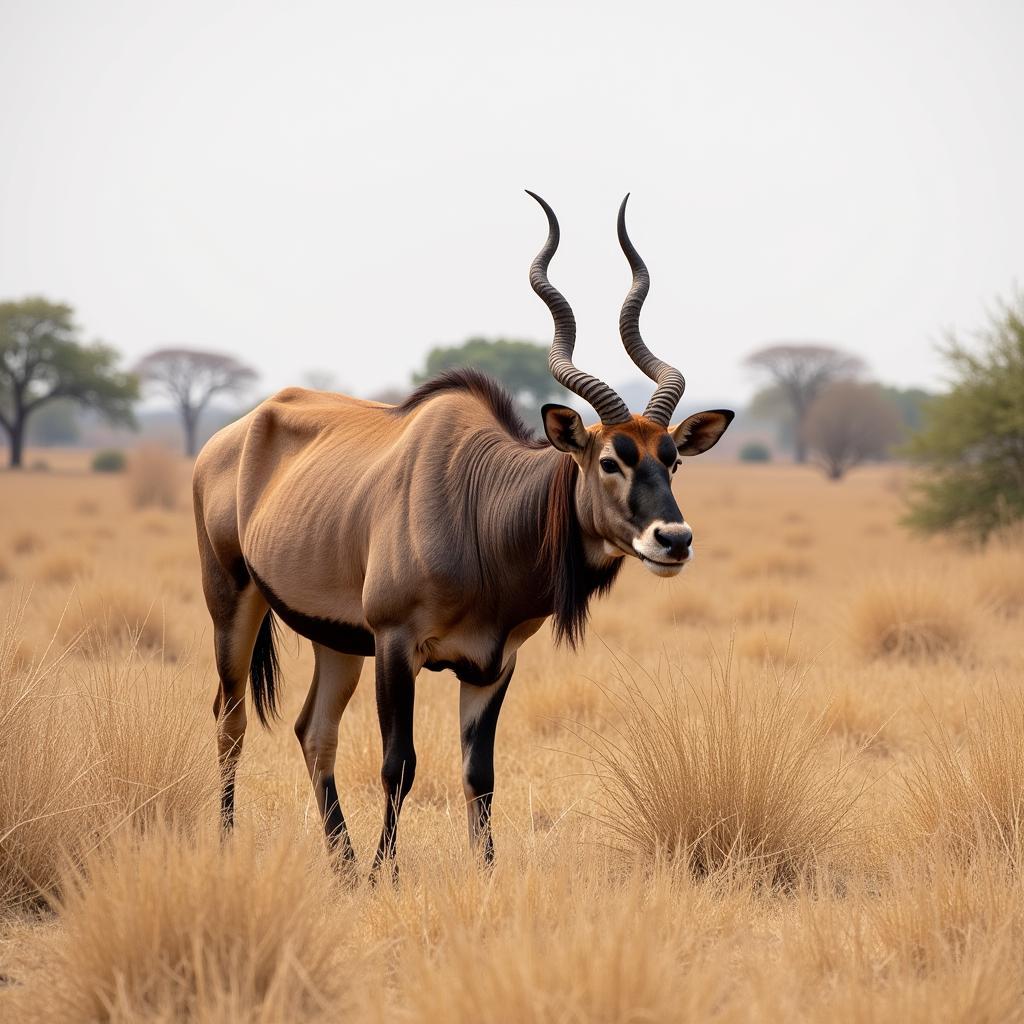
left=250, top=611, right=282, bottom=727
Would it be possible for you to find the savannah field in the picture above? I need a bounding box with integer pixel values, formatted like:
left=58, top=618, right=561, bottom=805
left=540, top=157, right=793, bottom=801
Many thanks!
left=2, top=447, right=1024, bottom=1023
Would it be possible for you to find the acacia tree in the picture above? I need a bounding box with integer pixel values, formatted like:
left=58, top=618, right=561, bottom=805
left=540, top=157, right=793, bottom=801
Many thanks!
left=804, top=381, right=904, bottom=480
left=135, top=348, right=258, bottom=456
left=0, top=297, right=138, bottom=468
left=745, top=344, right=865, bottom=462
left=905, top=295, right=1024, bottom=539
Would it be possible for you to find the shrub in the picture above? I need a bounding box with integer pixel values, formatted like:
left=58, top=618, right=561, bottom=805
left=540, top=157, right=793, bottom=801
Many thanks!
left=739, top=441, right=772, bottom=463
left=904, top=293, right=1024, bottom=540
left=589, top=662, right=861, bottom=884
left=804, top=381, right=904, bottom=480
left=91, top=448, right=126, bottom=473
left=127, top=444, right=181, bottom=509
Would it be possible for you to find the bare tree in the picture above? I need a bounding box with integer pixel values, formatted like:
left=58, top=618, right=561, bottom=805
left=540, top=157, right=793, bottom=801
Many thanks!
left=745, top=343, right=865, bottom=463
left=804, top=381, right=904, bottom=480
left=135, top=348, right=258, bottom=456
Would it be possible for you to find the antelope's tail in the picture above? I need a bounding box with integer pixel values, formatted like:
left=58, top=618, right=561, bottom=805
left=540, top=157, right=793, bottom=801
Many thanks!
left=250, top=610, right=281, bottom=727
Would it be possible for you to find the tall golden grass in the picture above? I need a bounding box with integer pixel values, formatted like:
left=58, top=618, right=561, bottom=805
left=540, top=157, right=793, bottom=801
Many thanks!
left=45, top=826, right=362, bottom=1023
left=588, top=657, right=861, bottom=882
left=2, top=458, right=1024, bottom=1021
left=0, top=598, right=214, bottom=913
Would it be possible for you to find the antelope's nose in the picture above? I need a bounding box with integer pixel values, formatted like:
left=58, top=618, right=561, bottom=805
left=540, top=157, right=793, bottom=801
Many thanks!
left=654, top=526, right=693, bottom=561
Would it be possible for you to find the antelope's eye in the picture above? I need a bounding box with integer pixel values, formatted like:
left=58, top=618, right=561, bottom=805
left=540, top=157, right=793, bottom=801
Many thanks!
left=599, top=458, right=622, bottom=476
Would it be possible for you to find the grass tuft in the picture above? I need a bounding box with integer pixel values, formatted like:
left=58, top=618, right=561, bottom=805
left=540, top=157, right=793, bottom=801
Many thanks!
left=127, top=444, right=183, bottom=510
left=848, top=578, right=976, bottom=662
left=588, top=656, right=862, bottom=884
left=59, top=584, right=178, bottom=655
left=902, top=689, right=1024, bottom=861
left=45, top=825, right=364, bottom=1022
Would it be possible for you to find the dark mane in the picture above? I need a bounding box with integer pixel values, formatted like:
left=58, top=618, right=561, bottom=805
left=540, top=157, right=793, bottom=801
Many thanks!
left=398, top=367, right=619, bottom=647
left=539, top=456, right=622, bottom=648
left=393, top=368, right=545, bottom=447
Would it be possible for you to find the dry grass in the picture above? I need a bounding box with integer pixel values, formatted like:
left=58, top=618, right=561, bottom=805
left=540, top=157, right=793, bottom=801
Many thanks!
left=848, top=577, right=977, bottom=662
left=59, top=583, right=178, bottom=655
left=781, top=529, right=815, bottom=549
left=735, top=550, right=813, bottom=579
left=902, top=689, right=1024, bottom=861
left=736, top=584, right=798, bottom=623
left=736, top=628, right=802, bottom=667
left=0, top=598, right=213, bottom=914
left=2, top=459, right=1024, bottom=1021
left=589, top=659, right=861, bottom=883
left=11, top=530, right=41, bottom=556
left=127, top=444, right=183, bottom=510
left=971, top=541, right=1024, bottom=618
left=0, top=598, right=87, bottom=910
left=398, top=868, right=740, bottom=1024
left=38, top=552, right=87, bottom=584
left=43, top=826, right=364, bottom=1023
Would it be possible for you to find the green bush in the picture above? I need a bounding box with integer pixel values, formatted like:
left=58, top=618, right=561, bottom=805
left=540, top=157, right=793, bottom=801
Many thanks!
left=91, top=449, right=126, bottom=473
left=904, top=294, right=1024, bottom=540
left=739, top=442, right=772, bottom=463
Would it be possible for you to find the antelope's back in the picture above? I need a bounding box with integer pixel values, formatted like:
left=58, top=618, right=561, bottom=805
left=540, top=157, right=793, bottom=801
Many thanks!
left=193, top=388, right=403, bottom=602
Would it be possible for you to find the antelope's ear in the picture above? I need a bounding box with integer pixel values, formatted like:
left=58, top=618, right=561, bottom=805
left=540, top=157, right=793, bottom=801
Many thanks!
left=542, top=404, right=588, bottom=453
left=671, top=409, right=735, bottom=456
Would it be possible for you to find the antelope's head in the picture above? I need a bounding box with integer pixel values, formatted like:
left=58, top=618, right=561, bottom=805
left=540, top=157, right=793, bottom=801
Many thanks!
left=528, top=192, right=733, bottom=578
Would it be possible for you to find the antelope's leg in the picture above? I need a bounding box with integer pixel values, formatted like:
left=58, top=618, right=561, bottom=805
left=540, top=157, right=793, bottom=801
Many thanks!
left=371, top=631, right=417, bottom=880
left=459, top=656, right=514, bottom=864
left=294, top=644, right=364, bottom=861
left=211, top=585, right=269, bottom=831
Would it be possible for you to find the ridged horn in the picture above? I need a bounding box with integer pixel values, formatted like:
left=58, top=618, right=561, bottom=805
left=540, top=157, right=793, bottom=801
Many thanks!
left=617, top=194, right=686, bottom=425
left=527, top=191, right=631, bottom=425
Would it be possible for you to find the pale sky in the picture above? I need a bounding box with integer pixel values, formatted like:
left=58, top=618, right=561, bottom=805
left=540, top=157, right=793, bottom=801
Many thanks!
left=2, top=0, right=1022, bottom=412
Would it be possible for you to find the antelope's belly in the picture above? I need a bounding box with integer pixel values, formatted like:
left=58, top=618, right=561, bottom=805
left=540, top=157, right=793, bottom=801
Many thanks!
left=422, top=616, right=546, bottom=685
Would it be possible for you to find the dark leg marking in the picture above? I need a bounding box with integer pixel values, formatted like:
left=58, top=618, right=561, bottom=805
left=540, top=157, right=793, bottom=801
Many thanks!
left=371, top=632, right=417, bottom=882
left=460, top=656, right=514, bottom=864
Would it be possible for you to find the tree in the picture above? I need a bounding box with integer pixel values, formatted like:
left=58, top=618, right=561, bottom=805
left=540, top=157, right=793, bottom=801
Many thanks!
left=804, top=381, right=904, bottom=480
left=904, top=295, right=1024, bottom=540
left=746, top=383, right=796, bottom=454
left=0, top=297, right=138, bottom=468
left=878, top=385, right=932, bottom=433
left=745, top=344, right=865, bottom=463
left=135, top=348, right=258, bottom=456
left=27, top=398, right=80, bottom=446
left=414, top=338, right=567, bottom=410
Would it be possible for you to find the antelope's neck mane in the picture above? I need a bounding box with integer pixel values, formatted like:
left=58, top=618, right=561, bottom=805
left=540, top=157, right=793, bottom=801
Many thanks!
left=393, top=369, right=622, bottom=646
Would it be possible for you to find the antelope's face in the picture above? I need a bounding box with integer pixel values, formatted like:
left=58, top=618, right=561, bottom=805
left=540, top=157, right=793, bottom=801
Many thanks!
left=543, top=406, right=734, bottom=577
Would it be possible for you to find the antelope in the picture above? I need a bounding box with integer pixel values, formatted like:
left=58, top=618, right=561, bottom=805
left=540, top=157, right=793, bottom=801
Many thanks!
left=192, top=193, right=733, bottom=876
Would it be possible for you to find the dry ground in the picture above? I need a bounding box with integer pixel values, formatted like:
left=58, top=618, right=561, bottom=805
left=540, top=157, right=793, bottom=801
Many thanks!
left=2, top=449, right=1024, bottom=1022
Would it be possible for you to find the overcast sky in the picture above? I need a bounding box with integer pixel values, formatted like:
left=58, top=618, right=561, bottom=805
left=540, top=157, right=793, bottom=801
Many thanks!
left=2, top=0, right=1021, bottom=412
